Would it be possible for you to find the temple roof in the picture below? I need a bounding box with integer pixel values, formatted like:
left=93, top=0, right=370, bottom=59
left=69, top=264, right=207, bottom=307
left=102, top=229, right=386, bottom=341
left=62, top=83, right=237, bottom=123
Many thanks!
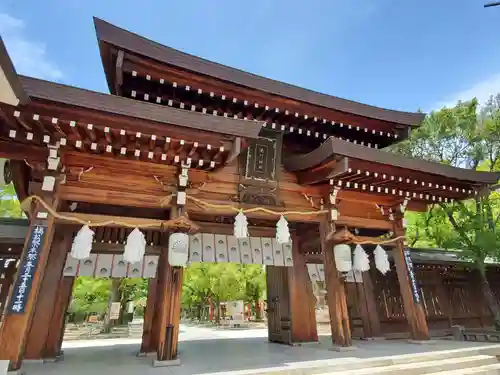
left=285, top=136, right=500, bottom=185
left=0, top=37, right=29, bottom=106
left=284, top=137, right=500, bottom=201
left=19, top=76, right=262, bottom=139
left=94, top=17, right=425, bottom=127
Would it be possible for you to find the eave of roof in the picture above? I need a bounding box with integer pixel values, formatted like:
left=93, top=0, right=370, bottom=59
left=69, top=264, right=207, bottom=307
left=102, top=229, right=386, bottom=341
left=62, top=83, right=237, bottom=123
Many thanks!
left=94, top=17, right=426, bottom=127
left=284, top=137, right=500, bottom=185
left=20, top=76, right=263, bottom=139
left=0, top=37, right=29, bottom=106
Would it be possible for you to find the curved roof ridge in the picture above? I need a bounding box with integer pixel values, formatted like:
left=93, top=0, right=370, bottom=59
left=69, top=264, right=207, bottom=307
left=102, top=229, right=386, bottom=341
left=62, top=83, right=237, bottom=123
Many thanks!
left=93, top=17, right=425, bottom=127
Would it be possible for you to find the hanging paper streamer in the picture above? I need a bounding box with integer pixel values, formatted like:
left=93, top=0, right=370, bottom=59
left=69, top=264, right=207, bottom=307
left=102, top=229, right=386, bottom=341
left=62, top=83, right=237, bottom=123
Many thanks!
left=352, top=244, right=370, bottom=272
left=234, top=210, right=249, bottom=239
left=333, top=244, right=352, bottom=272
left=123, top=228, right=146, bottom=263
left=374, top=245, right=391, bottom=275
left=276, top=215, right=290, bottom=244
left=71, top=225, right=95, bottom=260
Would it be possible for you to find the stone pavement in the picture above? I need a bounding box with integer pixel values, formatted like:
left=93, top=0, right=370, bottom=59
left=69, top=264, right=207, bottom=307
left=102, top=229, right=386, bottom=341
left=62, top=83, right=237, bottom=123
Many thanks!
left=21, top=325, right=500, bottom=375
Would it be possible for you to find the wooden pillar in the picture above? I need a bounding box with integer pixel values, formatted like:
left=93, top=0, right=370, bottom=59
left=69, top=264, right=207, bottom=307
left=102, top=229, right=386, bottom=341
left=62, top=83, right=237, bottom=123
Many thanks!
left=43, top=276, right=75, bottom=359
left=0, top=187, right=61, bottom=370
left=392, top=217, right=429, bottom=341
left=140, top=278, right=158, bottom=354
left=288, top=234, right=318, bottom=342
left=156, top=257, right=183, bottom=362
left=362, top=268, right=382, bottom=337
left=319, top=220, right=352, bottom=347
left=155, top=166, right=185, bottom=365
left=24, top=229, right=72, bottom=359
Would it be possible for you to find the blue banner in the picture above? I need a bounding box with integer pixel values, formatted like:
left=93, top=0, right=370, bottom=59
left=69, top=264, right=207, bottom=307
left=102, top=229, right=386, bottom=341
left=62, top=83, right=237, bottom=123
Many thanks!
left=404, top=247, right=421, bottom=304
left=8, top=225, right=47, bottom=314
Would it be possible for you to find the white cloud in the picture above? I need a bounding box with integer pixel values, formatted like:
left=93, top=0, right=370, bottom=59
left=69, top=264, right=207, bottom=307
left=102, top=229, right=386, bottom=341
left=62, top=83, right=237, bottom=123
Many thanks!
left=0, top=13, right=63, bottom=81
left=435, top=73, right=500, bottom=110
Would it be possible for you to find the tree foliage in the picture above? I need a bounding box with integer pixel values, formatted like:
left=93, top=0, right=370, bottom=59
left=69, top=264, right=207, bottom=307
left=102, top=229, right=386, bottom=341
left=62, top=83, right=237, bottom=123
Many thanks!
left=0, top=183, right=22, bottom=218
left=392, top=94, right=500, bottom=326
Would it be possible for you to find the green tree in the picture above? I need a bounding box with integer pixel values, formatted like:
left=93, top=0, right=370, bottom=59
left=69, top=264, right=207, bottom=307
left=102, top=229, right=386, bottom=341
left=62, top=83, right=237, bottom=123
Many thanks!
left=240, top=265, right=266, bottom=320
left=0, top=183, right=22, bottom=218
left=392, top=96, right=500, bottom=327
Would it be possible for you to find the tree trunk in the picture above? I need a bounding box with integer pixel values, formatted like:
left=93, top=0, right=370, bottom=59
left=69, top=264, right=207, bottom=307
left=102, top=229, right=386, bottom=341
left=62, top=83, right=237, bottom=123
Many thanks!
left=479, top=269, right=500, bottom=330
left=254, top=298, right=262, bottom=320
left=215, top=297, right=221, bottom=325
left=102, top=278, right=121, bottom=333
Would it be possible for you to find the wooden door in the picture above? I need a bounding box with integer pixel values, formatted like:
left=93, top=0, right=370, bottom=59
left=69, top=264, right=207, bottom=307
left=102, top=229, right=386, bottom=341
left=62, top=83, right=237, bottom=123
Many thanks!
left=266, top=266, right=292, bottom=345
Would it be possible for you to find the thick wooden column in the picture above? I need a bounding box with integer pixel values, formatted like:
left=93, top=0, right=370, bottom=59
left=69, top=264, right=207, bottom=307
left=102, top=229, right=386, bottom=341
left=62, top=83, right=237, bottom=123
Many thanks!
left=156, top=258, right=183, bottom=362
left=140, top=278, right=158, bottom=354
left=392, top=217, right=429, bottom=341
left=288, top=234, right=318, bottom=343
left=24, top=229, right=72, bottom=359
left=0, top=189, right=61, bottom=370
left=43, top=276, right=74, bottom=359
left=362, top=267, right=382, bottom=337
left=320, top=220, right=352, bottom=347
left=156, top=194, right=184, bottom=364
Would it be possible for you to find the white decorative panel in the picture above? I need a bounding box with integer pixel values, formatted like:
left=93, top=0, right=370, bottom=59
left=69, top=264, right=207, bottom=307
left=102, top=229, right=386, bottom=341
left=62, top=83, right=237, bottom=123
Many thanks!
left=215, top=235, right=228, bottom=263
left=226, top=236, right=241, bottom=263
left=79, top=254, right=97, bottom=276
left=317, top=264, right=325, bottom=282
left=238, top=238, right=252, bottom=264
left=189, top=233, right=203, bottom=263
left=261, top=238, right=274, bottom=265
left=272, top=240, right=285, bottom=266
left=250, top=237, right=263, bottom=264
left=282, top=242, right=293, bottom=267
left=111, top=255, right=128, bottom=277
left=95, top=254, right=113, bottom=278
left=202, top=233, right=216, bottom=263
left=63, top=256, right=79, bottom=276
left=143, top=256, right=158, bottom=278
left=307, top=264, right=320, bottom=282
left=127, top=257, right=144, bottom=278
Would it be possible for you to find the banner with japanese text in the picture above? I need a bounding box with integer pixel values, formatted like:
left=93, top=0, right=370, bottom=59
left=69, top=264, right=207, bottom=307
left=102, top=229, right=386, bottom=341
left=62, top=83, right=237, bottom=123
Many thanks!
left=8, top=225, right=47, bottom=314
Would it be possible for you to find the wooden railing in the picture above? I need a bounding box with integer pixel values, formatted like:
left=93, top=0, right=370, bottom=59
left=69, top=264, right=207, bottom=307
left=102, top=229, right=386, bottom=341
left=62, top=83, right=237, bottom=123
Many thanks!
left=452, top=325, right=500, bottom=342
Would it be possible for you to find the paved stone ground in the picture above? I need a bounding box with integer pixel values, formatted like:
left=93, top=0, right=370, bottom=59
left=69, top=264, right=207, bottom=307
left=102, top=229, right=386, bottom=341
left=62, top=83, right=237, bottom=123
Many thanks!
left=22, top=325, right=500, bottom=375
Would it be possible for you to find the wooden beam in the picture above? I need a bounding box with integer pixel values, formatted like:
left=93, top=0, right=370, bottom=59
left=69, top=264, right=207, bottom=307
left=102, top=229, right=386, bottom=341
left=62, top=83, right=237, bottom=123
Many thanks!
left=392, top=217, right=429, bottom=341
left=320, top=219, right=352, bottom=347
left=43, top=276, right=74, bottom=359
left=24, top=228, right=71, bottom=359
left=140, top=278, right=158, bottom=355
left=115, top=50, right=124, bottom=96
left=225, top=137, right=242, bottom=164
left=9, top=160, right=30, bottom=206
left=297, top=157, right=349, bottom=185
left=288, top=233, right=318, bottom=343
left=0, top=183, right=61, bottom=370
left=0, top=140, right=48, bottom=162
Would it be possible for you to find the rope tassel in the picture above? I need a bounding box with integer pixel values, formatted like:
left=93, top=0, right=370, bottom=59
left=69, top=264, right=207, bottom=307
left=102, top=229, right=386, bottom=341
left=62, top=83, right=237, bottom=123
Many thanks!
left=71, top=225, right=94, bottom=260
left=123, top=228, right=146, bottom=263
left=374, top=245, right=391, bottom=275
left=276, top=215, right=290, bottom=244
left=234, top=210, right=249, bottom=239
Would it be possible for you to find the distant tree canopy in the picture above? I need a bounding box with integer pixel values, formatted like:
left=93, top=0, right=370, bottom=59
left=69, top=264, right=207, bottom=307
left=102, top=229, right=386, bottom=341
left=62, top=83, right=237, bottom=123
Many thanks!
left=393, top=94, right=500, bottom=327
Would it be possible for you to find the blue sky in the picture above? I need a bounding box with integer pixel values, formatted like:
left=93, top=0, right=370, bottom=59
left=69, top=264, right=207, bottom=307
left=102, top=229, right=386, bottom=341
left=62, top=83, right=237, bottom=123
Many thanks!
left=1, top=0, right=499, bottom=113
